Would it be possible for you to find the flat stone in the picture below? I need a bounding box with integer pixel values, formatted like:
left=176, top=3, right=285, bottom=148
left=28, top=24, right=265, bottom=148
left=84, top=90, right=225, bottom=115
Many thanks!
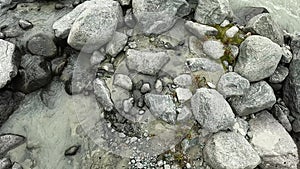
left=0, top=157, right=11, bottom=169
left=175, top=88, right=192, bottom=103
left=191, top=88, right=235, bottom=133
left=26, top=33, right=57, bottom=58
left=234, top=35, right=282, bottom=82
left=230, top=81, right=276, bottom=116
left=0, top=39, right=17, bottom=89
left=106, top=32, right=128, bottom=57
left=126, top=49, right=170, bottom=75
left=249, top=111, right=299, bottom=169
left=0, top=134, right=25, bottom=156
left=233, top=6, right=268, bottom=26
left=225, top=26, right=239, bottom=38
left=269, top=65, right=289, bottom=84
left=174, top=74, right=192, bottom=88
left=113, top=74, right=133, bottom=91
left=204, top=132, right=261, bottom=169
left=145, top=94, right=177, bottom=124
left=93, top=78, right=114, bottom=111
left=217, top=72, right=250, bottom=98
left=186, top=58, right=223, bottom=72
left=185, top=21, right=218, bottom=39
left=203, top=40, right=225, bottom=60
left=194, top=0, right=233, bottom=25
left=245, top=13, right=284, bottom=45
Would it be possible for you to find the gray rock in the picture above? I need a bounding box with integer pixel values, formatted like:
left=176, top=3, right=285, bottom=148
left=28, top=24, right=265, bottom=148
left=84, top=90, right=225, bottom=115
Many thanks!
left=204, top=132, right=261, bottom=169
left=93, top=78, right=114, bottom=111
left=191, top=88, right=235, bottom=133
left=232, top=117, right=248, bottom=136
left=281, top=45, right=293, bottom=63
left=174, top=74, right=192, bottom=88
left=283, top=35, right=300, bottom=118
left=292, top=119, right=300, bottom=133
left=185, top=21, right=218, bottom=39
left=126, top=49, right=170, bottom=75
left=12, top=54, right=52, bottom=94
left=269, top=65, right=289, bottom=83
left=186, top=58, right=223, bottom=72
left=145, top=94, right=177, bottom=124
left=217, top=72, right=250, bottom=98
left=194, top=0, right=233, bottom=25
left=233, top=6, right=268, bottom=26
left=51, top=57, right=67, bottom=75
left=175, top=88, right=192, bottom=103
left=154, top=79, right=163, bottom=93
left=272, top=103, right=292, bottom=132
left=0, top=157, right=11, bottom=169
left=132, top=0, right=186, bottom=34
left=11, top=162, right=22, bottom=169
left=230, top=81, right=276, bottom=116
left=106, top=32, right=128, bottom=57
left=0, top=40, right=17, bottom=89
left=0, top=134, right=25, bottom=156
left=123, top=97, right=134, bottom=113
left=124, top=9, right=136, bottom=29
left=90, top=51, right=106, bottom=66
left=203, top=40, right=225, bottom=60
left=249, top=111, right=299, bottom=169
left=140, top=83, right=151, bottom=94
left=67, top=1, right=121, bottom=53
left=18, top=19, right=33, bottom=30
left=188, top=36, right=206, bottom=57
left=245, top=13, right=284, bottom=45
left=64, top=145, right=80, bottom=156
left=26, top=33, right=57, bottom=58
left=176, top=106, right=192, bottom=122
left=225, top=26, right=239, bottom=38
left=234, top=35, right=282, bottom=82
left=113, top=74, right=133, bottom=91
left=118, top=0, right=131, bottom=6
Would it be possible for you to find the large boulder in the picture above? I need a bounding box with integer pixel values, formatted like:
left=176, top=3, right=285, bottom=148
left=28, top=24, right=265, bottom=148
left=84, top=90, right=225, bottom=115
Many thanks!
left=249, top=111, right=299, bottom=169
left=234, top=35, right=282, bottom=82
left=191, top=88, right=235, bottom=133
left=0, top=40, right=17, bottom=89
left=204, top=132, right=261, bottom=169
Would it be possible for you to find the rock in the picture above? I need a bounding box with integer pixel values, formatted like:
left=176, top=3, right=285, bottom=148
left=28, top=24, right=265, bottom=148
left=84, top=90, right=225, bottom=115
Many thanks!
left=11, top=162, right=22, bottom=169
left=132, top=0, right=186, bottom=34
left=12, top=54, right=52, bottom=94
left=113, top=74, right=133, bottom=91
left=93, top=78, right=114, bottom=111
left=145, top=94, right=177, bottom=124
left=234, top=35, right=282, bottom=82
left=67, top=1, right=121, bottom=53
left=233, top=6, right=268, bottom=26
left=225, top=26, right=239, bottom=38
left=269, top=65, right=289, bottom=83
left=191, top=88, right=235, bottom=133
left=26, top=33, right=57, bottom=58
left=220, top=20, right=231, bottom=27
left=0, top=134, right=25, bottom=156
left=174, top=74, right=192, bottom=88
left=51, top=57, right=67, bottom=75
left=249, top=111, right=299, bottom=169
left=123, top=97, right=134, bottom=113
left=188, top=36, right=206, bottom=57
left=185, top=21, right=218, bottom=39
left=203, top=40, right=225, bottom=60
left=230, top=81, right=276, bottom=116
left=18, top=19, right=33, bottom=30
left=118, top=0, right=131, bottom=6
left=106, top=32, right=128, bottom=57
left=140, top=83, right=151, bottom=94
left=232, top=117, right=248, bottom=136
left=271, top=103, right=292, bottom=132
left=245, top=13, right=284, bottom=45
left=90, top=51, right=106, bottom=66
left=126, top=49, right=170, bottom=75
left=217, top=72, right=250, bottom=98
left=64, top=145, right=81, bottom=156
left=124, top=9, right=136, bottom=28
left=292, top=119, right=300, bottom=133
left=281, top=45, right=293, bottom=63
left=204, top=132, right=261, bottom=169
left=194, top=0, right=233, bottom=25
left=0, top=157, right=11, bottom=169
left=283, top=35, right=300, bottom=118
left=176, top=106, right=192, bottom=122
left=0, top=40, right=17, bottom=89
left=154, top=79, right=163, bottom=93
left=175, top=88, right=192, bottom=103
left=186, top=58, right=223, bottom=72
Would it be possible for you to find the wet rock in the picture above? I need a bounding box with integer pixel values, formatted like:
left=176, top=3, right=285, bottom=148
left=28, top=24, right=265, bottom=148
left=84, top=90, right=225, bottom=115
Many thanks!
left=225, top=26, right=239, bottom=38
left=12, top=54, right=52, bottom=94
left=18, top=19, right=33, bottom=30
left=194, top=0, right=233, bottom=25
left=126, top=49, right=170, bottom=75
left=0, top=134, right=25, bottom=157
left=203, top=40, right=225, bottom=60
left=175, top=88, right=192, bottom=103
left=145, top=94, right=177, bottom=124
left=113, top=74, right=132, bottom=91
left=106, top=32, right=128, bottom=57
left=64, top=145, right=80, bottom=156
left=281, top=45, right=293, bottom=63
left=283, top=35, right=300, bottom=118
left=51, top=57, right=67, bottom=75
left=230, top=81, right=276, bottom=116
left=269, top=65, right=289, bottom=84
left=233, top=6, right=268, bottom=26
left=217, top=72, right=250, bottom=98
left=204, top=132, right=261, bottom=169
left=0, top=40, right=17, bottom=89
left=186, top=58, right=223, bottom=72
left=132, top=0, right=186, bottom=34
left=174, top=74, right=192, bottom=88
left=11, top=162, right=22, bottom=169
left=271, top=103, right=292, bottom=132
left=245, top=13, right=284, bottom=45
left=26, top=33, right=57, bottom=58
left=191, top=88, right=235, bottom=133
left=234, top=35, right=282, bottom=82
left=185, top=21, right=218, bottom=39
left=0, top=157, right=11, bottom=169
left=93, top=78, right=114, bottom=111
left=90, top=51, right=106, bottom=66
left=67, top=1, right=121, bottom=52
left=249, top=111, right=299, bottom=169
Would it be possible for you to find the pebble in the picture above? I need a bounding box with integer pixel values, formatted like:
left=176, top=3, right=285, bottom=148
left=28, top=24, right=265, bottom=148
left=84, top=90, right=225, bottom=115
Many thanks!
left=18, top=19, right=33, bottom=30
